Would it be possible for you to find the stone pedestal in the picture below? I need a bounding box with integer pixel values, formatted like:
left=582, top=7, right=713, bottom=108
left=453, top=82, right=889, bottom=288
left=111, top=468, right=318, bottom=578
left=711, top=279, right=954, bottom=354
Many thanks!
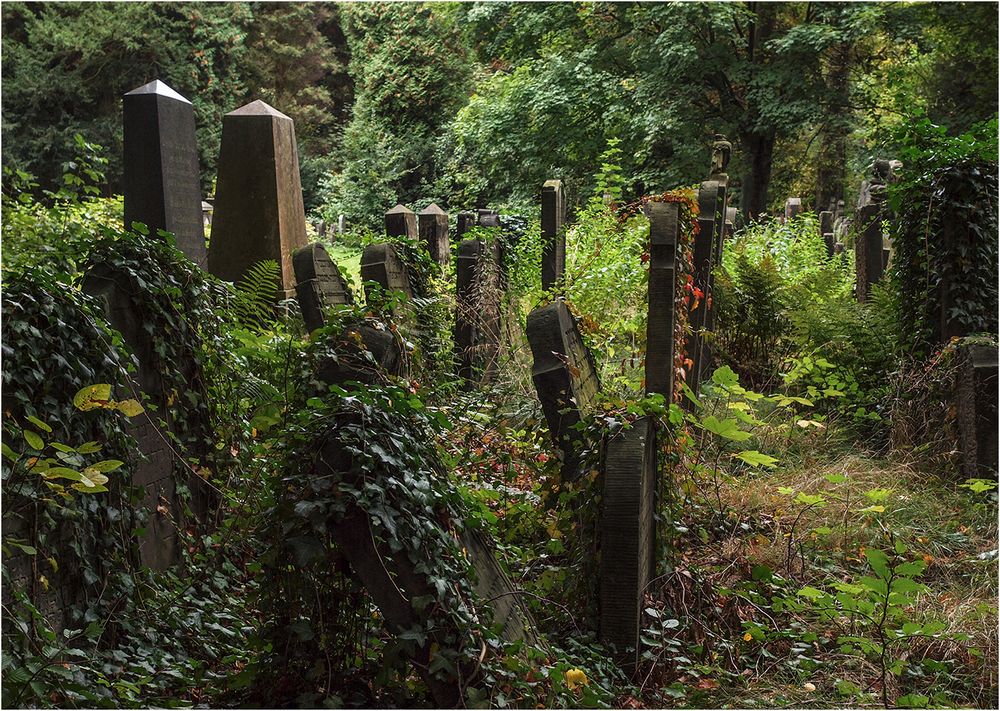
left=385, top=204, right=418, bottom=239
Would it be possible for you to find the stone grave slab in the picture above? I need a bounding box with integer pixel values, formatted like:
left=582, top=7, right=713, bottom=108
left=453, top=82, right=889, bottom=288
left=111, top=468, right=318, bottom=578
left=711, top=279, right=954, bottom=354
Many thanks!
left=455, top=239, right=502, bottom=382
left=123, top=80, right=206, bottom=267
left=418, top=203, right=450, bottom=267
left=956, top=344, right=998, bottom=479
left=600, top=416, right=656, bottom=672
left=360, top=242, right=413, bottom=304
left=385, top=204, right=417, bottom=239
left=526, top=300, right=600, bottom=481
left=541, top=179, right=566, bottom=290
left=208, top=100, right=307, bottom=295
left=477, top=208, right=500, bottom=227
left=292, top=242, right=354, bottom=332
left=855, top=202, right=884, bottom=302
left=645, top=201, right=680, bottom=401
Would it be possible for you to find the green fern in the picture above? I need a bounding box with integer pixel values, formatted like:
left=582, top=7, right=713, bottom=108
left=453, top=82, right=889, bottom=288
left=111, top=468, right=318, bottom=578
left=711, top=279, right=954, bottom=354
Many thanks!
left=233, top=260, right=280, bottom=333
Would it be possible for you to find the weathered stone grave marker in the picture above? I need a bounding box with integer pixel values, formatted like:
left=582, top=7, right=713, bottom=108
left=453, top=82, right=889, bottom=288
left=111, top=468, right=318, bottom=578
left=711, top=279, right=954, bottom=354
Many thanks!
left=292, top=242, right=354, bottom=332
left=208, top=100, right=307, bottom=295
left=385, top=203, right=418, bottom=239
left=687, top=181, right=719, bottom=397
left=785, top=197, right=802, bottom=221
left=820, top=210, right=835, bottom=257
left=600, top=417, right=656, bottom=671
left=123, top=80, right=206, bottom=267
left=855, top=161, right=889, bottom=302
left=456, top=238, right=502, bottom=382
left=418, top=203, right=450, bottom=267
left=725, top=206, right=737, bottom=239
left=956, top=344, right=999, bottom=480
left=526, top=300, right=600, bottom=481
left=645, top=201, right=681, bottom=400
left=477, top=208, right=500, bottom=227
left=541, top=179, right=566, bottom=290
left=360, top=243, right=413, bottom=305
left=457, top=210, right=476, bottom=239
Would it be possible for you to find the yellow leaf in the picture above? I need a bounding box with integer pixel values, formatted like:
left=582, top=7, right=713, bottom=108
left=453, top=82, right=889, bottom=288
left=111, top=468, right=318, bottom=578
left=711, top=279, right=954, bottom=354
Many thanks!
left=565, top=668, right=589, bottom=690
left=743, top=632, right=752, bottom=641
left=114, top=399, right=145, bottom=417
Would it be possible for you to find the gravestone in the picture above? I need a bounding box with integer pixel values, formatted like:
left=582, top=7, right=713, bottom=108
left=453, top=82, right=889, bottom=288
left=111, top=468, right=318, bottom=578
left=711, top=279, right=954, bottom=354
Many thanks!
left=477, top=208, right=500, bottom=227
left=360, top=242, right=413, bottom=304
left=385, top=204, right=417, bottom=239
left=645, top=201, right=681, bottom=401
left=292, top=243, right=354, bottom=332
left=785, top=197, right=802, bottom=221
left=123, top=80, right=206, bottom=267
left=208, top=100, right=307, bottom=295
left=541, top=179, right=566, bottom=290
left=709, top=135, right=732, bottom=263
left=687, top=181, right=719, bottom=396
left=819, top=210, right=835, bottom=257
left=338, top=214, right=346, bottom=233
left=956, top=344, right=999, bottom=479
left=855, top=163, right=888, bottom=302
left=526, top=300, right=600, bottom=482
left=456, top=239, right=502, bottom=382
left=457, top=211, right=477, bottom=239
left=725, top=206, right=737, bottom=239
left=418, top=203, right=450, bottom=267
left=600, top=417, right=656, bottom=671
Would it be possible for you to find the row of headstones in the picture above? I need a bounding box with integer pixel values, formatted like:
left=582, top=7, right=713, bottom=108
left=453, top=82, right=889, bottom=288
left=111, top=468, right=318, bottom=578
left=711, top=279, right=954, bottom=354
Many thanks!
left=521, top=136, right=738, bottom=670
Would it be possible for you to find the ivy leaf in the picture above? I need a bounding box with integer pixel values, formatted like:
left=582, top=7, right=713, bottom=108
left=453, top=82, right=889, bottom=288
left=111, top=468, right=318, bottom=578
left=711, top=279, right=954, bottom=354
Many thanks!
left=73, top=384, right=112, bottom=411
left=23, top=430, right=44, bottom=451
left=734, top=450, right=779, bottom=468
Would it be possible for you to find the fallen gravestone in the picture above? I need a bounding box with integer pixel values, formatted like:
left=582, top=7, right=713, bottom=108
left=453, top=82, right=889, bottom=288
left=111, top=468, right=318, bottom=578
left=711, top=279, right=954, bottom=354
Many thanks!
left=208, top=100, right=308, bottom=296
left=418, top=203, right=450, bottom=267
left=541, top=180, right=566, bottom=290
left=292, top=243, right=353, bottom=333
left=600, top=417, right=656, bottom=672
left=123, top=80, right=206, bottom=267
left=526, top=300, right=600, bottom=481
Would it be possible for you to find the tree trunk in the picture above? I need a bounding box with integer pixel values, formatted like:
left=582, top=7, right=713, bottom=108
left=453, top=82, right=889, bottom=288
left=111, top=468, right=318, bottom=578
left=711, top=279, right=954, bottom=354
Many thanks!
left=816, top=41, right=852, bottom=210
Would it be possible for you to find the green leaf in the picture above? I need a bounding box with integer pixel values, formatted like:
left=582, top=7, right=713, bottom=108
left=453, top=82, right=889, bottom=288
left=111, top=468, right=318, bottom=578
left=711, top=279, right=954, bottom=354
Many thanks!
left=73, top=384, right=112, bottom=411
left=865, top=549, right=890, bottom=580
left=26, top=415, right=52, bottom=433
left=2, top=442, right=19, bottom=461
left=76, top=441, right=102, bottom=454
left=23, top=430, right=44, bottom=450
left=896, top=693, right=928, bottom=708
left=42, top=467, right=83, bottom=482
left=700, top=416, right=752, bottom=441
left=777, top=486, right=795, bottom=496
left=858, top=505, right=886, bottom=513
left=824, top=473, right=848, bottom=484
left=794, top=492, right=826, bottom=507
left=711, top=365, right=739, bottom=387
left=864, top=487, right=893, bottom=502
left=89, top=460, right=123, bottom=473
left=797, top=586, right=825, bottom=599
left=734, top=450, right=779, bottom=468
left=894, top=561, right=925, bottom=577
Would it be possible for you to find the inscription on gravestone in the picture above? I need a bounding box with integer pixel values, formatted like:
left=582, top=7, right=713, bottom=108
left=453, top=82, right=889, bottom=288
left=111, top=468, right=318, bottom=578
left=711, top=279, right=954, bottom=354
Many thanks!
left=292, top=243, right=354, bottom=333
left=600, top=417, right=656, bottom=672
left=645, top=201, right=680, bottom=401
left=418, top=203, right=450, bottom=267
left=360, top=243, right=413, bottom=304
left=385, top=204, right=418, bottom=239
left=526, top=300, right=600, bottom=481
left=541, top=180, right=566, bottom=290
left=208, top=101, right=308, bottom=295
left=123, top=80, right=206, bottom=267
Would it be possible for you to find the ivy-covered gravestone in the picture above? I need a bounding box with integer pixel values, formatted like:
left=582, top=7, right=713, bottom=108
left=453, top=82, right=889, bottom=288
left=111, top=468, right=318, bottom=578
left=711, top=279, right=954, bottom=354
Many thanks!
left=645, top=201, right=681, bottom=401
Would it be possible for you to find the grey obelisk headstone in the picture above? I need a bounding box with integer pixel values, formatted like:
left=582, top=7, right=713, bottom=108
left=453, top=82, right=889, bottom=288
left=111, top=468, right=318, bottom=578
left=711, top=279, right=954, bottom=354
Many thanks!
left=418, top=203, right=450, bottom=267
left=541, top=180, right=566, bottom=290
left=123, top=80, right=206, bottom=267
left=208, top=100, right=307, bottom=296
left=526, top=300, right=600, bottom=482
left=600, top=416, right=656, bottom=672
left=645, top=201, right=681, bottom=401
left=385, top=204, right=418, bottom=239
left=292, top=243, right=354, bottom=332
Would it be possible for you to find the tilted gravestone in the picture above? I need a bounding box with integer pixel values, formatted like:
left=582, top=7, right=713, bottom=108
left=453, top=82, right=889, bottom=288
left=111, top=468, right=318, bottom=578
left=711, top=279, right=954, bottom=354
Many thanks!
left=955, top=344, right=999, bottom=480
left=208, top=100, right=307, bottom=296
left=526, top=300, right=600, bottom=482
left=645, top=201, right=681, bottom=401
left=541, top=179, right=566, bottom=290
left=292, top=243, right=354, bottom=333
left=123, top=80, right=206, bottom=267
left=600, top=417, right=657, bottom=671
left=819, top=210, right=835, bottom=258
left=360, top=243, right=413, bottom=310
left=456, top=239, right=502, bottom=382
left=418, top=203, right=450, bottom=267
left=785, top=197, right=802, bottom=221
left=385, top=204, right=418, bottom=239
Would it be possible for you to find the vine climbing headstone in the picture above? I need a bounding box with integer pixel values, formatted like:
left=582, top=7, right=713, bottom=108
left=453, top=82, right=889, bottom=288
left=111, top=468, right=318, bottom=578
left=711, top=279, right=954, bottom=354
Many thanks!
left=455, top=239, right=502, bottom=382
left=385, top=204, right=417, bottom=239
left=123, top=80, right=206, bottom=267
left=526, top=300, right=599, bottom=481
left=208, top=100, right=307, bottom=296
left=418, top=203, right=450, bottom=267
left=687, top=181, right=719, bottom=397
left=292, top=243, right=354, bottom=332
left=645, top=201, right=681, bottom=401
left=541, top=179, right=566, bottom=290
left=599, top=417, right=656, bottom=672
